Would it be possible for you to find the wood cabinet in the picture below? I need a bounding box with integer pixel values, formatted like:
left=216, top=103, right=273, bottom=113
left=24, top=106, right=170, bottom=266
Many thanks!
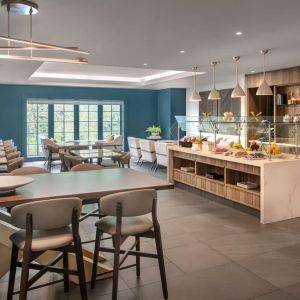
left=169, top=149, right=261, bottom=210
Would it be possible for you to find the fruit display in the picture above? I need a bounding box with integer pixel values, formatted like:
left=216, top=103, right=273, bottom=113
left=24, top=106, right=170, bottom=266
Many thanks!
left=247, top=152, right=266, bottom=160
left=270, top=144, right=281, bottom=155
left=246, top=141, right=263, bottom=152
left=211, top=146, right=228, bottom=154
left=232, top=150, right=248, bottom=158
left=231, top=143, right=244, bottom=150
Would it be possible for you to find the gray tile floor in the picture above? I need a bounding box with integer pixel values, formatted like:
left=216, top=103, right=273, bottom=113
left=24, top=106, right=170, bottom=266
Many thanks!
left=2, top=160, right=300, bottom=299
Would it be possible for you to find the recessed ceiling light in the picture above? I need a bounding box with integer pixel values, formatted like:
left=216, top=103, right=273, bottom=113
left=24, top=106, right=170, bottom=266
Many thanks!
left=235, top=31, right=243, bottom=36
left=251, top=70, right=256, bottom=73
left=179, top=50, right=185, bottom=54
left=143, top=63, right=148, bottom=66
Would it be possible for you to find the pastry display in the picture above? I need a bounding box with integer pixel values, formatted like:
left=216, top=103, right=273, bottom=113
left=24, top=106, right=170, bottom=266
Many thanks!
left=211, top=146, right=228, bottom=154
left=223, top=112, right=234, bottom=122
left=232, top=150, right=248, bottom=158
left=270, top=144, right=281, bottom=155
left=246, top=152, right=266, bottom=160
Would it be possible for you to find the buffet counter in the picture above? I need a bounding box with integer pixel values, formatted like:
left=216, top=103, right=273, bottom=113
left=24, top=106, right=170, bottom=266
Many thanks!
left=167, top=145, right=300, bottom=224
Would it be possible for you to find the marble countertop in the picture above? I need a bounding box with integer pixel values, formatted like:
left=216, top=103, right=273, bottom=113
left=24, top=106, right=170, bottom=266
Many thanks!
left=168, top=145, right=299, bottom=167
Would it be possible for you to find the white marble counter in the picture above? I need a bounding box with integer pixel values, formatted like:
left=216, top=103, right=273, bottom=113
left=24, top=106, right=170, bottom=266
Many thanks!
left=168, top=145, right=300, bottom=224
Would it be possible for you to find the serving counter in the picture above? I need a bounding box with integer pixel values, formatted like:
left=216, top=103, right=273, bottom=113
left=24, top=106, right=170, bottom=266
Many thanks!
left=168, top=145, right=300, bottom=224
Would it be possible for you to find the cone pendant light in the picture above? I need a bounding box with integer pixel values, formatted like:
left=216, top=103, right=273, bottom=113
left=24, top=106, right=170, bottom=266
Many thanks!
left=256, top=49, right=273, bottom=96
left=208, top=62, right=221, bottom=100
left=231, top=56, right=246, bottom=98
left=189, top=66, right=202, bottom=102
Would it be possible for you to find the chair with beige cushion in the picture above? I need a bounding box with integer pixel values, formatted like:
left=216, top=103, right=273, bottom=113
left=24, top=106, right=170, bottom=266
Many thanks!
left=41, top=138, right=61, bottom=171
left=127, top=137, right=142, bottom=164
left=112, top=151, right=131, bottom=168
left=4, top=146, right=17, bottom=154
left=6, top=151, right=21, bottom=161
left=7, top=157, right=24, bottom=172
left=64, top=154, right=85, bottom=171
left=71, top=163, right=104, bottom=172
left=7, top=197, right=87, bottom=300
left=91, top=189, right=168, bottom=300
left=10, top=167, right=49, bottom=175
left=95, top=135, right=123, bottom=151
left=139, top=139, right=157, bottom=170
left=154, top=141, right=173, bottom=171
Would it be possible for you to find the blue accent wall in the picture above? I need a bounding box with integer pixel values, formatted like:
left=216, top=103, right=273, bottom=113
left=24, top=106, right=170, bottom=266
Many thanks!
left=0, top=84, right=186, bottom=159
left=158, top=88, right=186, bottom=139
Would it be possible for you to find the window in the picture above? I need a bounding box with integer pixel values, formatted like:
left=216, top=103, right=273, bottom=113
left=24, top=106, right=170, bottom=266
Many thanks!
left=27, top=103, right=48, bottom=157
left=54, top=104, right=74, bottom=142
left=103, top=104, right=121, bottom=138
left=26, top=100, right=123, bottom=157
left=79, top=104, right=98, bottom=141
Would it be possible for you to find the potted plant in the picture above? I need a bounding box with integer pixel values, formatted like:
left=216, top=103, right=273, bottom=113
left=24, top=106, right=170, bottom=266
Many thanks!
left=146, top=125, right=162, bottom=136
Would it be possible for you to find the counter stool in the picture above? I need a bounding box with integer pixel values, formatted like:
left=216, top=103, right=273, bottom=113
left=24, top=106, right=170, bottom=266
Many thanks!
left=7, top=197, right=88, bottom=300
left=90, top=189, right=168, bottom=300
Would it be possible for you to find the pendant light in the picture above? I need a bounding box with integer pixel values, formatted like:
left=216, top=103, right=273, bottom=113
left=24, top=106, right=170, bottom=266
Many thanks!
left=208, top=61, right=221, bottom=100
left=231, top=56, right=246, bottom=98
left=189, top=66, right=202, bottom=102
left=0, top=0, right=89, bottom=64
left=256, top=49, right=273, bottom=96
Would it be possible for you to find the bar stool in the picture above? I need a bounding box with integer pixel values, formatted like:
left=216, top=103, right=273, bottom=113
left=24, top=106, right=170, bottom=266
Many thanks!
left=90, top=189, right=168, bottom=300
left=7, top=197, right=88, bottom=300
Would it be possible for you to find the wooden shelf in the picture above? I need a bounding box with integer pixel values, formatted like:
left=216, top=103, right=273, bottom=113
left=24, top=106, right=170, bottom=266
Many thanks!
left=195, top=175, right=225, bottom=197
left=226, top=183, right=260, bottom=195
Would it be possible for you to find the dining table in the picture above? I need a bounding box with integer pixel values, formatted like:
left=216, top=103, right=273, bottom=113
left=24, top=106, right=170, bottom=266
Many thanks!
left=0, top=168, right=174, bottom=281
left=70, top=148, right=122, bottom=161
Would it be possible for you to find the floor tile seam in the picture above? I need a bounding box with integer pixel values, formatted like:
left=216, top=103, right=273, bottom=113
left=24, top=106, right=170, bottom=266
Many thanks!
left=246, top=288, right=282, bottom=300
left=234, top=260, right=286, bottom=290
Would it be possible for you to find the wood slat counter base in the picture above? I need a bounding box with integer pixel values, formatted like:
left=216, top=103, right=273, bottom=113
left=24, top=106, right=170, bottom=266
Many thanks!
left=168, top=145, right=300, bottom=224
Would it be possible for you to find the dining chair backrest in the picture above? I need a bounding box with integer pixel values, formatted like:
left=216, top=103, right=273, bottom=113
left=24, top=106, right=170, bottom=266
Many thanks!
left=155, top=142, right=170, bottom=167
left=139, top=139, right=156, bottom=163
left=127, top=137, right=141, bottom=159
left=11, top=198, right=82, bottom=230
left=41, top=138, right=59, bottom=159
left=10, top=167, right=49, bottom=175
left=6, top=151, right=21, bottom=160
left=100, top=189, right=156, bottom=217
left=64, top=154, right=83, bottom=171
left=71, top=163, right=104, bottom=172
left=7, top=157, right=24, bottom=172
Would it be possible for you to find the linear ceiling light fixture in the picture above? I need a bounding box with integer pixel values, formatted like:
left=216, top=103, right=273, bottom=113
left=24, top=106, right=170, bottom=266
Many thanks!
left=208, top=61, right=221, bottom=100
left=0, top=0, right=89, bottom=64
left=256, top=49, right=273, bottom=96
left=189, top=66, right=202, bottom=102
left=231, top=56, right=246, bottom=98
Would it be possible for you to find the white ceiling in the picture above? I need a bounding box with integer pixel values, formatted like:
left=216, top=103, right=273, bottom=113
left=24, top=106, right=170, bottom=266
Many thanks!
left=0, top=0, right=299, bottom=89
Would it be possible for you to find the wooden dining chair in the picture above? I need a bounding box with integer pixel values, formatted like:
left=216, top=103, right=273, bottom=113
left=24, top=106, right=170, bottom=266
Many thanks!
left=10, top=167, right=49, bottom=175
left=90, top=189, right=168, bottom=300
left=113, top=151, right=131, bottom=168
left=7, top=157, right=24, bottom=172
left=64, top=154, right=85, bottom=171
left=7, top=197, right=88, bottom=300
left=6, top=151, right=21, bottom=161
left=70, top=163, right=104, bottom=172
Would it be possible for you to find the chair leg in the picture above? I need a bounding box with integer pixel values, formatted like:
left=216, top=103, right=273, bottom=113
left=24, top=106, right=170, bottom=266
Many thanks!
left=112, top=234, right=121, bottom=300
left=7, top=244, right=19, bottom=300
left=136, top=236, right=140, bottom=277
left=63, top=250, right=70, bottom=293
left=151, top=161, right=156, bottom=170
left=91, top=228, right=102, bottom=289
left=154, top=164, right=159, bottom=172
left=19, top=248, right=31, bottom=300
left=154, top=228, right=168, bottom=299
left=139, top=160, right=144, bottom=166
left=74, top=237, right=88, bottom=300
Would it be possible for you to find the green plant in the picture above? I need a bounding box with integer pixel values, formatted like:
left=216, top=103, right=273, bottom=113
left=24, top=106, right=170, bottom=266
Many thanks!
left=146, top=125, right=162, bottom=135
